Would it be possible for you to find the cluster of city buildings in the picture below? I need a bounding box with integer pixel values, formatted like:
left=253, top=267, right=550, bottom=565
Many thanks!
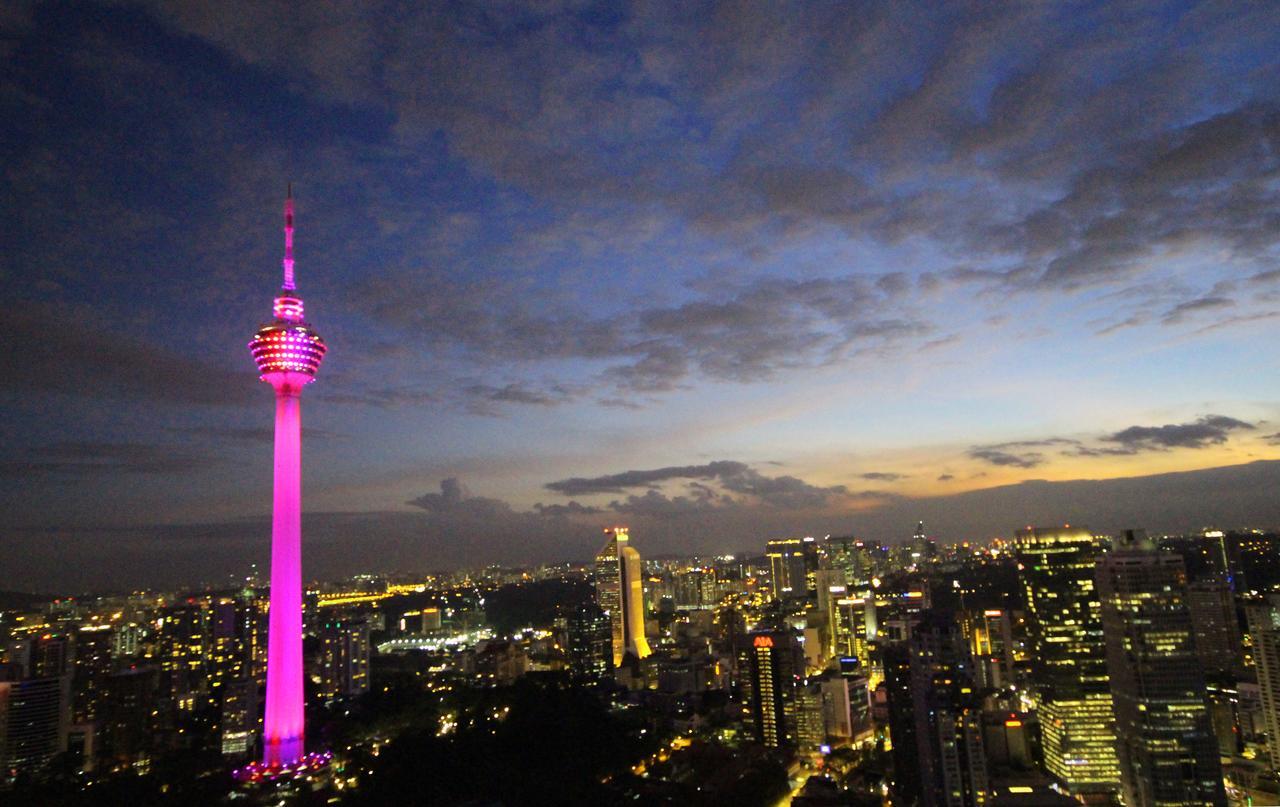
left=2, top=521, right=1279, bottom=806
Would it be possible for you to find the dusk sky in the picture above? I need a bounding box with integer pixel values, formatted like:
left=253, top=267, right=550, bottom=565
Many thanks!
left=4, top=1, right=1280, bottom=591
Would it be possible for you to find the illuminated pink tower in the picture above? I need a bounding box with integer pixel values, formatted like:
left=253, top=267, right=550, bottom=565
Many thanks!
left=246, top=189, right=327, bottom=773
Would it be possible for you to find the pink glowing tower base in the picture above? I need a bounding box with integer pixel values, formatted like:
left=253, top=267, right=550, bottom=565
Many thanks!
left=262, top=373, right=308, bottom=767
left=244, top=191, right=327, bottom=775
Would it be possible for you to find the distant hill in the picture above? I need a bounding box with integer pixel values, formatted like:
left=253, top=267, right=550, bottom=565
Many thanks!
left=845, top=459, right=1280, bottom=540
left=0, top=590, right=52, bottom=611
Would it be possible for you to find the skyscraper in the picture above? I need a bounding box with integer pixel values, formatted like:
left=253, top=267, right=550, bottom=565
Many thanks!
left=1186, top=578, right=1243, bottom=677
left=317, top=617, right=371, bottom=703
left=245, top=190, right=328, bottom=773
left=910, top=611, right=989, bottom=807
left=766, top=537, right=818, bottom=601
left=594, top=527, right=651, bottom=666
left=1015, top=526, right=1120, bottom=800
left=1095, top=530, right=1225, bottom=807
left=1246, top=596, right=1280, bottom=772
left=737, top=631, right=802, bottom=748
left=566, top=602, right=613, bottom=686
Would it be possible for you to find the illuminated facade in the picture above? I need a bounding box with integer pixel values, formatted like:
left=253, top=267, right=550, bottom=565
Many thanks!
left=910, top=612, right=989, bottom=807
left=1246, top=596, right=1280, bottom=772
left=317, top=617, right=370, bottom=702
left=247, top=191, right=327, bottom=772
left=1014, top=526, right=1120, bottom=799
left=738, top=631, right=801, bottom=748
left=766, top=537, right=818, bottom=601
left=1096, top=531, right=1225, bottom=807
left=594, top=527, right=651, bottom=667
left=566, top=602, right=613, bottom=685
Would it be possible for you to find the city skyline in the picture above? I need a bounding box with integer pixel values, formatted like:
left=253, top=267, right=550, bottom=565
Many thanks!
left=4, top=2, right=1280, bottom=593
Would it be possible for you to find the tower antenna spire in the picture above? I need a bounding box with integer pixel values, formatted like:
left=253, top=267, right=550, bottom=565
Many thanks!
left=282, top=186, right=296, bottom=290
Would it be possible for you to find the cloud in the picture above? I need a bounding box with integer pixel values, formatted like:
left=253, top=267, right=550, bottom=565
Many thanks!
left=0, top=441, right=218, bottom=477
left=937, top=474, right=955, bottom=481
left=463, top=382, right=578, bottom=415
left=545, top=461, right=750, bottom=496
left=967, top=438, right=1081, bottom=469
left=967, top=447, right=1046, bottom=469
left=1099, top=414, right=1255, bottom=453
left=609, top=489, right=726, bottom=520
left=1162, top=296, right=1235, bottom=325
left=546, top=460, right=850, bottom=511
left=532, top=501, right=604, bottom=517
left=860, top=472, right=907, bottom=482
left=0, top=305, right=254, bottom=406
left=406, top=478, right=513, bottom=519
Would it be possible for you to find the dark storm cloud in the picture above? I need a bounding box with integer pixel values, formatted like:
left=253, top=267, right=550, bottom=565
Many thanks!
left=1100, top=414, right=1255, bottom=453
left=546, top=460, right=850, bottom=510
left=609, top=489, right=726, bottom=520
left=545, top=461, right=750, bottom=496
left=0, top=441, right=217, bottom=477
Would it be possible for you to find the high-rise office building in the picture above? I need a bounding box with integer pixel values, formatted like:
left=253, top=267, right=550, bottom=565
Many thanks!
left=220, top=677, right=258, bottom=758
left=911, top=521, right=936, bottom=567
left=246, top=190, right=328, bottom=773
left=595, top=527, right=651, bottom=666
left=958, top=609, right=1015, bottom=691
left=1246, top=596, right=1280, bottom=772
left=1186, top=578, right=1242, bottom=677
left=737, top=631, right=802, bottom=749
left=0, top=672, right=69, bottom=780
left=910, top=612, right=989, bottom=807
left=1015, top=526, right=1120, bottom=799
left=1096, top=530, right=1226, bottom=807
left=766, top=537, right=818, bottom=601
left=317, top=617, right=371, bottom=702
left=101, top=666, right=165, bottom=771
left=882, top=641, right=921, bottom=805
left=566, top=602, right=613, bottom=686
left=820, top=657, right=870, bottom=741
left=72, top=625, right=115, bottom=725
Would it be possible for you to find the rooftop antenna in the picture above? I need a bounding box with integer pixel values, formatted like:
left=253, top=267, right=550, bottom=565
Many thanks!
left=282, top=184, right=295, bottom=290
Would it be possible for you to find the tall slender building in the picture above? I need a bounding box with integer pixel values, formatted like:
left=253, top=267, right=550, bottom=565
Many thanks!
left=1015, top=526, right=1120, bottom=800
left=595, top=527, right=651, bottom=667
left=738, top=631, right=803, bottom=748
left=910, top=611, right=989, bottom=807
left=1096, top=530, right=1225, bottom=807
left=1246, top=596, right=1280, bottom=773
left=245, top=191, right=328, bottom=773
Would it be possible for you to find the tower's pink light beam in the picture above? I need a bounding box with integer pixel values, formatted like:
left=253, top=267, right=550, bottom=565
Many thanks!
left=261, top=373, right=307, bottom=767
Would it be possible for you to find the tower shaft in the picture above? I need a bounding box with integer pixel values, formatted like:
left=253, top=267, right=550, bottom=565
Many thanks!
left=262, top=377, right=306, bottom=767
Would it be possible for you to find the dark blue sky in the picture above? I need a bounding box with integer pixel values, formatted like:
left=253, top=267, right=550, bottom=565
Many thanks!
left=3, top=1, right=1280, bottom=591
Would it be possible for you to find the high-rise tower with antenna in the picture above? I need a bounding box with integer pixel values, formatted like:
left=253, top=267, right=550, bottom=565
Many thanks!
left=241, top=190, right=328, bottom=775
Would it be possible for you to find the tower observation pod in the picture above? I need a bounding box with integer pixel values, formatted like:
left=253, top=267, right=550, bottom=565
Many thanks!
left=234, top=190, right=332, bottom=782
